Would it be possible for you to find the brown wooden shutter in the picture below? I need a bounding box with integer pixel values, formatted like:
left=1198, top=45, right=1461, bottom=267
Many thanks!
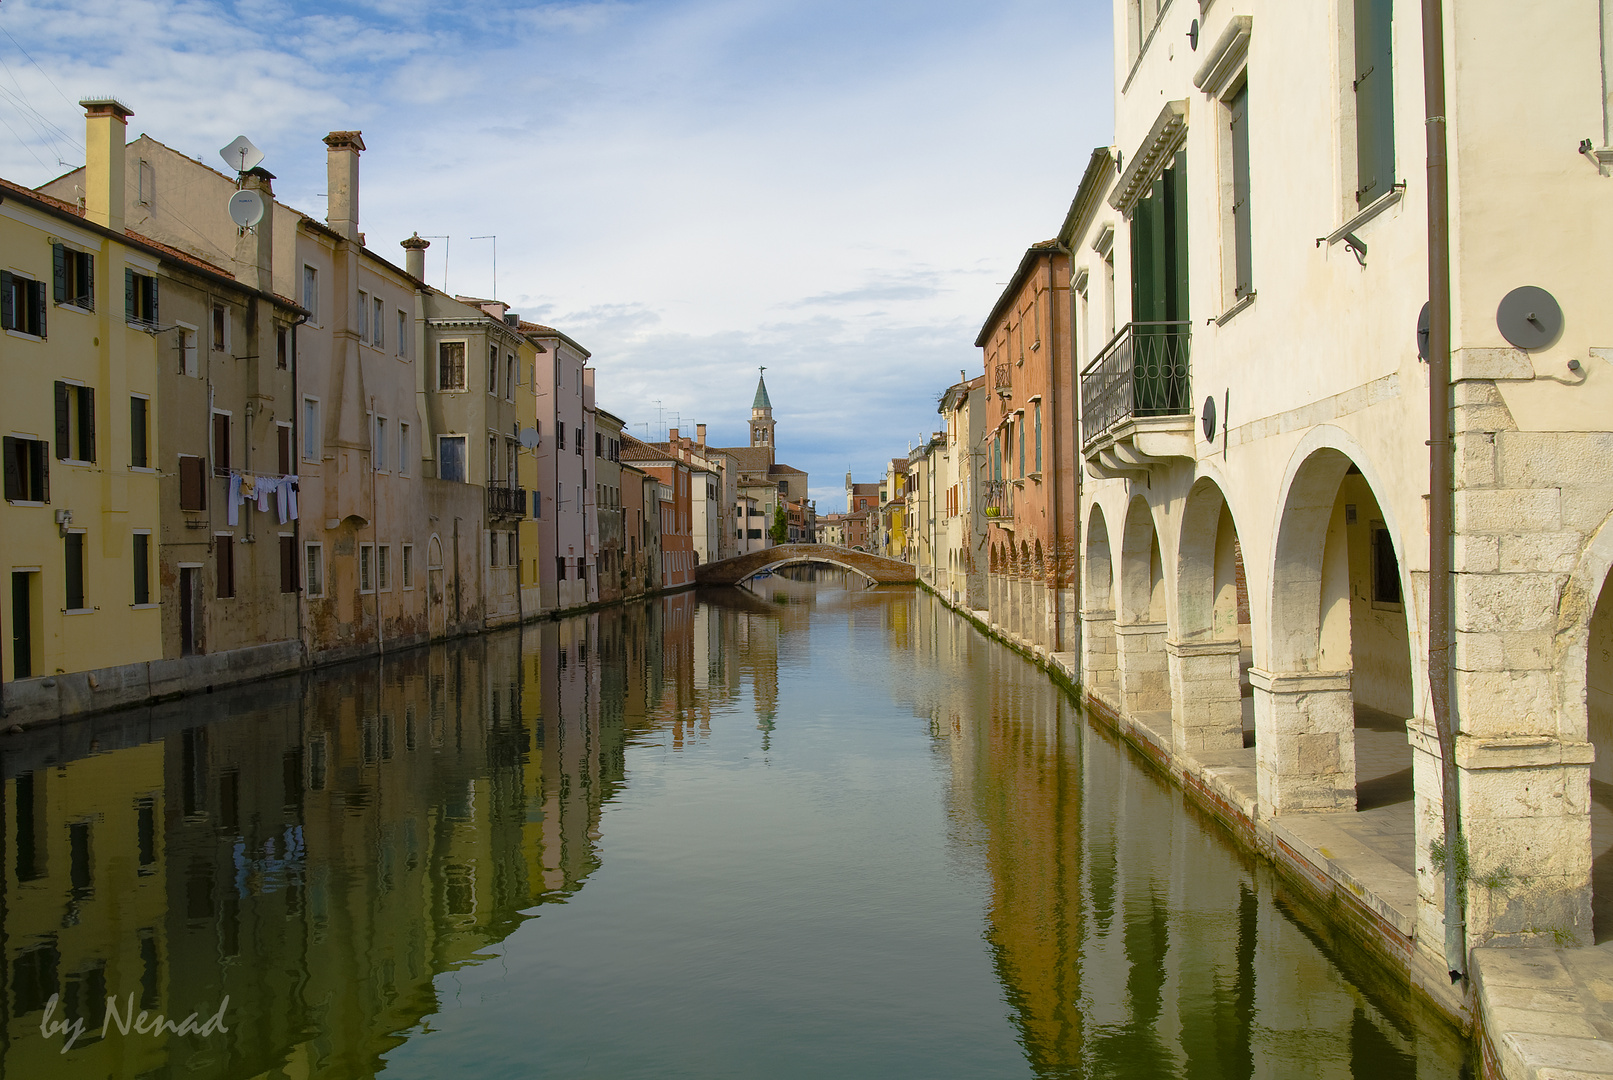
left=277, top=426, right=291, bottom=474
left=213, top=413, right=230, bottom=475
left=280, top=535, right=297, bottom=593
left=179, top=455, right=205, bottom=510
left=216, top=536, right=234, bottom=598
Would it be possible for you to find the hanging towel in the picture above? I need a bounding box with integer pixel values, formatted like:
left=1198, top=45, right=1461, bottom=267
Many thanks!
left=228, top=472, right=243, bottom=527
left=277, top=476, right=300, bottom=524
left=256, top=479, right=274, bottom=514
left=240, top=474, right=257, bottom=501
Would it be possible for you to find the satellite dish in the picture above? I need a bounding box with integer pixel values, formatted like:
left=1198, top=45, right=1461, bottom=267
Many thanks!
left=518, top=427, right=540, bottom=449
left=220, top=135, right=264, bottom=173
left=1417, top=302, right=1431, bottom=360
left=1496, top=285, right=1563, bottom=351
left=1201, top=396, right=1216, bottom=441
left=228, top=189, right=265, bottom=228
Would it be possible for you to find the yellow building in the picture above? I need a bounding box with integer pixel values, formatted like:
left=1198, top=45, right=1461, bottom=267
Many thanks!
left=2, top=99, right=163, bottom=714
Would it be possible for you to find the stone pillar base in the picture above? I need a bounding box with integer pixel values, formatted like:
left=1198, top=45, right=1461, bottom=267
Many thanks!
left=1251, top=667, right=1355, bottom=813
left=1167, top=638, right=1244, bottom=757
left=1082, top=608, right=1117, bottom=697
left=1117, top=621, right=1170, bottom=716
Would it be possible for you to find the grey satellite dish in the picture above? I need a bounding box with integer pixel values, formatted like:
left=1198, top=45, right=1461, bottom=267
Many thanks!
left=518, top=427, right=540, bottom=449
left=1497, top=286, right=1562, bottom=350
left=227, top=189, right=265, bottom=228
left=220, top=135, right=264, bottom=174
left=1417, top=301, right=1430, bottom=360
left=1201, top=396, right=1216, bottom=441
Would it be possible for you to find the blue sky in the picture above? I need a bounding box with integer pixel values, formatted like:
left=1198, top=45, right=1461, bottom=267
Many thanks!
left=0, top=0, right=1114, bottom=510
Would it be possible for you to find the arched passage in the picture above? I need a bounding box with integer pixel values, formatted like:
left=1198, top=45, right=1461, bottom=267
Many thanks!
left=1170, top=478, right=1252, bottom=757
left=1263, top=448, right=1415, bottom=816
left=1082, top=505, right=1118, bottom=702
left=1117, top=495, right=1172, bottom=732
left=1590, top=576, right=1613, bottom=940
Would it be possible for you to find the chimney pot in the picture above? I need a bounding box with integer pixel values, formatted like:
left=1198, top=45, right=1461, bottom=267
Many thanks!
left=401, top=232, right=430, bottom=281
left=324, top=130, right=364, bottom=241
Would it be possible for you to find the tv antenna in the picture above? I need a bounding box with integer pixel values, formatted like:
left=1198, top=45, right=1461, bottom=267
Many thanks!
left=471, top=235, right=497, bottom=300
left=418, top=235, right=450, bottom=291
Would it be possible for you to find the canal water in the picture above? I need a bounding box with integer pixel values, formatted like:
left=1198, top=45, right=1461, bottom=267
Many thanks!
left=1, top=569, right=1470, bottom=1078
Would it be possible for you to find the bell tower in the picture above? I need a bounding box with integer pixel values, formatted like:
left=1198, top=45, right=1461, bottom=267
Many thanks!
left=750, top=367, right=775, bottom=455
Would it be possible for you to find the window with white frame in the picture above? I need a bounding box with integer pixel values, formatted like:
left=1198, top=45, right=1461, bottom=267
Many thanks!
left=439, top=341, right=466, bottom=391
left=302, top=265, right=318, bottom=322
left=52, top=243, right=94, bottom=310
left=399, top=422, right=411, bottom=476
left=397, top=309, right=408, bottom=357
left=358, top=290, right=370, bottom=343
left=302, top=397, right=320, bottom=461
left=505, top=354, right=515, bottom=402
left=373, top=296, right=384, bottom=349
left=373, top=415, right=388, bottom=471
left=359, top=542, right=375, bottom=593
left=378, top=544, right=391, bottom=591
left=438, top=434, right=467, bottom=482
left=178, top=323, right=199, bottom=378
left=488, top=344, right=499, bottom=396
left=305, top=542, right=325, bottom=597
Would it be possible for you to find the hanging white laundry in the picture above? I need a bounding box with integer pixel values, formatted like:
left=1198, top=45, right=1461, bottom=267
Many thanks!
left=256, top=479, right=274, bottom=514
left=228, top=472, right=243, bottom=527
left=277, top=476, right=300, bottom=524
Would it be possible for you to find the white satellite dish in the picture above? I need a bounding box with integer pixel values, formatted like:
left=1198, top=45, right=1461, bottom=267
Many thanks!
left=518, top=427, right=541, bottom=449
left=228, top=189, right=265, bottom=228
left=220, top=135, right=265, bottom=174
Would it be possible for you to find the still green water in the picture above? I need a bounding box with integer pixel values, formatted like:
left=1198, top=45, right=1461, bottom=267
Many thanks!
left=1, top=570, right=1469, bottom=1078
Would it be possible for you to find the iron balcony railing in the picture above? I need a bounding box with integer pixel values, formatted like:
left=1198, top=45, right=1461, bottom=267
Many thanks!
left=487, top=481, right=527, bottom=518
left=1079, top=321, right=1192, bottom=445
left=993, top=362, right=1014, bottom=392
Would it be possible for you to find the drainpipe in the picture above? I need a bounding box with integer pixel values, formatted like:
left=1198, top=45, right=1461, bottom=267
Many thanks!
left=1421, top=0, right=1464, bottom=982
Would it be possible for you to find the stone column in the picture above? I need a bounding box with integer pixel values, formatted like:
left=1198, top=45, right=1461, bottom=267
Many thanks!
left=1116, top=621, right=1170, bottom=718
left=1250, top=668, right=1354, bottom=813
left=1167, top=638, right=1244, bottom=757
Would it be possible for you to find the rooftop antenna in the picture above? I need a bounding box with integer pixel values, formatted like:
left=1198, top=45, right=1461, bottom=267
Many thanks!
left=419, top=235, right=450, bottom=291
left=471, top=234, right=497, bottom=300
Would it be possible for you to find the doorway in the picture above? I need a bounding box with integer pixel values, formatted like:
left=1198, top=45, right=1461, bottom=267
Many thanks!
left=180, top=566, right=199, bottom=655
left=10, top=571, right=35, bottom=679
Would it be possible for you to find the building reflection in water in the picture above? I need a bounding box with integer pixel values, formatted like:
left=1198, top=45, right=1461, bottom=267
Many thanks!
left=0, top=579, right=1468, bottom=1078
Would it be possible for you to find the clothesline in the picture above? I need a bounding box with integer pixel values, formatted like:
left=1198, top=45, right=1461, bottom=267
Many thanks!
left=226, top=472, right=300, bottom=526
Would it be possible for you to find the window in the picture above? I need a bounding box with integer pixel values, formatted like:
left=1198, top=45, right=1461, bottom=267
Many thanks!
left=373, top=415, right=388, bottom=472
left=377, top=545, right=391, bottom=591
left=439, top=435, right=467, bottom=482
left=277, top=327, right=288, bottom=370
left=1371, top=525, right=1403, bottom=606
left=439, top=341, right=466, bottom=390
left=302, top=397, right=320, bottom=461
left=487, top=434, right=498, bottom=483
left=1352, top=0, right=1395, bottom=208
left=132, top=532, right=151, bottom=605
left=178, top=455, right=206, bottom=510
left=211, top=411, right=231, bottom=476
left=556, top=423, right=565, bottom=451
left=52, top=244, right=94, bottom=309
left=488, top=345, right=499, bottom=395
left=574, top=427, right=582, bottom=456
left=397, top=310, right=408, bottom=357
left=596, top=431, right=603, bottom=457
left=556, top=556, right=567, bottom=581
left=359, top=543, right=374, bottom=593
left=180, top=325, right=199, bottom=378
left=2, top=272, right=46, bottom=336
left=506, top=354, right=515, bottom=402
left=130, top=395, right=149, bottom=468
left=277, top=423, right=292, bottom=474
left=55, top=382, right=96, bottom=462
left=373, top=296, right=384, bottom=349
left=211, top=305, right=228, bottom=352
left=3, top=436, right=48, bottom=501
left=304, top=543, right=325, bottom=598
left=506, top=438, right=518, bottom=485
left=124, top=268, right=158, bottom=326
left=399, top=422, right=411, bottom=476
left=279, top=535, right=297, bottom=593
left=216, top=534, right=235, bottom=598
left=1228, top=81, right=1253, bottom=300
left=402, top=543, right=414, bottom=589
left=1034, top=403, right=1043, bottom=473
left=64, top=531, right=85, bottom=609
left=489, top=532, right=499, bottom=567
left=358, top=290, right=370, bottom=342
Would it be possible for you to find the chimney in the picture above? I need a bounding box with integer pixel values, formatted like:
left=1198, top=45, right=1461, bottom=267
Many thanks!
left=696, top=424, right=706, bottom=446
left=669, top=427, right=679, bottom=446
left=234, top=167, right=275, bottom=293
left=323, top=131, right=365, bottom=242
left=401, top=232, right=429, bottom=280
left=80, top=98, right=132, bottom=234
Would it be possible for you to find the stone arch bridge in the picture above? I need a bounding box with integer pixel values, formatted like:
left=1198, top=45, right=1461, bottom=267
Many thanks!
left=695, top=544, right=916, bottom=587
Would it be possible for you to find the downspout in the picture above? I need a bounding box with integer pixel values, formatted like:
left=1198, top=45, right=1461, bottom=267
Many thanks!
left=1421, top=0, right=1464, bottom=981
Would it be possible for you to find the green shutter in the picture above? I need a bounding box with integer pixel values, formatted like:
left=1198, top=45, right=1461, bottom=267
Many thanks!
left=33, top=278, right=45, bottom=338
left=1, top=271, right=11, bottom=329
left=1354, top=0, right=1395, bottom=206
left=1166, top=151, right=1189, bottom=323
left=53, top=243, right=66, bottom=303
left=125, top=267, right=135, bottom=320
left=149, top=277, right=158, bottom=326
left=54, top=382, right=69, bottom=460
left=1230, top=86, right=1253, bottom=297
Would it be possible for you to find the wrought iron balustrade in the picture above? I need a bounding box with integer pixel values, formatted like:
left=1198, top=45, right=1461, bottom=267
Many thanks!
left=487, top=481, right=527, bottom=518
left=993, top=363, right=1014, bottom=392
left=1079, top=321, right=1192, bottom=445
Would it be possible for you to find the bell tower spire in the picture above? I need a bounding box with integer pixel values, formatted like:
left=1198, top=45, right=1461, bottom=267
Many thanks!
left=750, top=366, right=776, bottom=456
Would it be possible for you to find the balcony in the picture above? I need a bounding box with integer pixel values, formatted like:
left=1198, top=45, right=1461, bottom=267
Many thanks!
left=487, top=481, right=527, bottom=518
left=992, top=362, right=1014, bottom=394
left=1079, top=321, right=1196, bottom=475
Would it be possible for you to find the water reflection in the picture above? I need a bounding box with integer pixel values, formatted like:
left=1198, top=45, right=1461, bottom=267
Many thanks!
left=1, top=574, right=1468, bottom=1078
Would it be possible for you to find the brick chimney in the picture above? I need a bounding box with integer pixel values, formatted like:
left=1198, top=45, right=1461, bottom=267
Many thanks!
left=696, top=424, right=706, bottom=446
left=80, top=98, right=132, bottom=234
left=323, top=131, right=365, bottom=242
left=669, top=427, right=679, bottom=446
left=401, top=232, right=429, bottom=280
